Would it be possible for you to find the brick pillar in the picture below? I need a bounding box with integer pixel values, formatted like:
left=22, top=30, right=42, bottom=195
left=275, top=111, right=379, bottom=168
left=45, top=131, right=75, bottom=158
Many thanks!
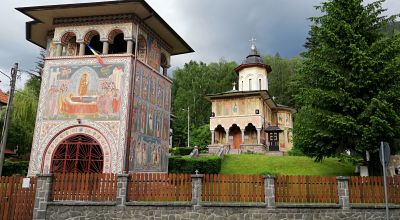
left=264, top=175, right=276, bottom=208
left=191, top=174, right=203, bottom=208
left=117, top=173, right=129, bottom=206
left=33, top=174, right=53, bottom=220
left=337, top=176, right=350, bottom=209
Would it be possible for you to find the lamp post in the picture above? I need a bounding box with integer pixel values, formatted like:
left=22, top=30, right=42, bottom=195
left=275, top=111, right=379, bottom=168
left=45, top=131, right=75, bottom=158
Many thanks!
left=182, top=107, right=190, bottom=148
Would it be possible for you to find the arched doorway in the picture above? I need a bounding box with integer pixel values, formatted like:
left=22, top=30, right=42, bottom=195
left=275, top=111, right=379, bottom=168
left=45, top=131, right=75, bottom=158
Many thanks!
left=214, top=125, right=226, bottom=144
left=229, top=124, right=242, bottom=149
left=244, top=123, right=257, bottom=144
left=51, top=134, right=104, bottom=173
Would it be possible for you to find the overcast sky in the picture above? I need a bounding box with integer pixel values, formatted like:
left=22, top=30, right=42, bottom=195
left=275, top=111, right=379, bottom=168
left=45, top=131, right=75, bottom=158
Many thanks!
left=0, top=0, right=399, bottom=91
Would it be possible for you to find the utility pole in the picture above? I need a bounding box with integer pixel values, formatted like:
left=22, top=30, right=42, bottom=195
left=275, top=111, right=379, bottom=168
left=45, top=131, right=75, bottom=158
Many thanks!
left=187, top=106, right=190, bottom=148
left=0, top=63, right=18, bottom=176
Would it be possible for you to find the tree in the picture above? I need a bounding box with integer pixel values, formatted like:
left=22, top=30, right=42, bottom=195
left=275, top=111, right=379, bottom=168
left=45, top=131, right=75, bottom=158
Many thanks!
left=293, top=0, right=400, bottom=174
left=263, top=54, right=302, bottom=106
left=171, top=60, right=238, bottom=146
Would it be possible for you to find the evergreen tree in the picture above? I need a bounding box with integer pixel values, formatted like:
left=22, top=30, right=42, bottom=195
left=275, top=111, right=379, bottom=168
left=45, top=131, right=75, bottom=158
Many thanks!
left=293, top=0, right=400, bottom=174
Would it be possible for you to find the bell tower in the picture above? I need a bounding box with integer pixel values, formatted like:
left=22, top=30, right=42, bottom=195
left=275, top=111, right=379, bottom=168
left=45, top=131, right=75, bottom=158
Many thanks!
left=235, top=39, right=272, bottom=91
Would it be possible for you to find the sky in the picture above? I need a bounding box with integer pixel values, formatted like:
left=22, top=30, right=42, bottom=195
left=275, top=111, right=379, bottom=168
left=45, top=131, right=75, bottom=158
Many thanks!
left=0, top=0, right=399, bottom=91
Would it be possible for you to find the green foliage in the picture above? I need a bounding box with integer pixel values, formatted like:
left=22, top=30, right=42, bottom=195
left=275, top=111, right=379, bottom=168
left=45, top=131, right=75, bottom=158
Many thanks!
left=263, top=54, right=302, bottom=106
left=293, top=0, right=400, bottom=174
left=288, top=147, right=305, bottom=156
left=170, top=147, right=194, bottom=156
left=2, top=160, right=29, bottom=176
left=190, top=124, right=210, bottom=150
left=171, top=60, right=238, bottom=147
left=168, top=156, right=222, bottom=174
left=220, top=155, right=354, bottom=176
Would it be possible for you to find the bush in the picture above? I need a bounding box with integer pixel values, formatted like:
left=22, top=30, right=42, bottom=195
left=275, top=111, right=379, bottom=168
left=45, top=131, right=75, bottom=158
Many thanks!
left=169, top=156, right=222, bottom=174
left=3, top=160, right=29, bottom=176
left=288, top=147, right=305, bottom=156
left=171, top=147, right=194, bottom=156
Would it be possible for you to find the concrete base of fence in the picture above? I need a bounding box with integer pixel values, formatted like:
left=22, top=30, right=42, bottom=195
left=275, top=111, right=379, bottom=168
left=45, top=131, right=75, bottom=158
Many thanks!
left=45, top=205, right=400, bottom=220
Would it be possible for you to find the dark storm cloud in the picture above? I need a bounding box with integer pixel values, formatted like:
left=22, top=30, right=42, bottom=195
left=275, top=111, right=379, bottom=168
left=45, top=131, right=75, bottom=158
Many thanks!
left=0, top=0, right=399, bottom=86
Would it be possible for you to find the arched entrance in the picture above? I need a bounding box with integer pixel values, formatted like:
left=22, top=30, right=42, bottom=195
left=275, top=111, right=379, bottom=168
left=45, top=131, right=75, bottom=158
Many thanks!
left=244, top=123, right=257, bottom=144
left=214, top=125, right=227, bottom=144
left=229, top=124, right=242, bottom=149
left=51, top=134, right=104, bottom=173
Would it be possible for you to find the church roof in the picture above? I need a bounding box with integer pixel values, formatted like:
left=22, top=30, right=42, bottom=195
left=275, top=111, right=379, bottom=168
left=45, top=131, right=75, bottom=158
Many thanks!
left=234, top=44, right=272, bottom=73
left=16, top=0, right=194, bottom=55
left=204, top=90, right=277, bottom=108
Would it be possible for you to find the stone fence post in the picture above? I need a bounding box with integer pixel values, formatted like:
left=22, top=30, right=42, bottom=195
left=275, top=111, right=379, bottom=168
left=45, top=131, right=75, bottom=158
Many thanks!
left=337, top=176, right=350, bottom=209
left=117, top=173, right=129, bottom=206
left=191, top=173, right=204, bottom=208
left=33, top=174, right=53, bottom=220
left=264, top=175, right=276, bottom=209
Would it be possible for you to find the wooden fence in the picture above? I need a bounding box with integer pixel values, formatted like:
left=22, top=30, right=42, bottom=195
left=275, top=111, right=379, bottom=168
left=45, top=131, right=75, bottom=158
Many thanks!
left=0, top=176, right=37, bottom=220
left=128, top=173, right=192, bottom=202
left=51, top=173, right=117, bottom=201
left=349, top=176, right=400, bottom=204
left=275, top=176, right=338, bottom=203
left=202, top=174, right=264, bottom=203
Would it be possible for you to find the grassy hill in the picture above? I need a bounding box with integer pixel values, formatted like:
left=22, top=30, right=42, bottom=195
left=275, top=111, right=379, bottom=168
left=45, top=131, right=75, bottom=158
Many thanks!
left=220, top=154, right=355, bottom=176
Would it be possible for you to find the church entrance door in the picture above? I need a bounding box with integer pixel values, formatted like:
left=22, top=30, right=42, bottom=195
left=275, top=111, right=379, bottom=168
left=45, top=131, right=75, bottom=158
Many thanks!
left=51, top=134, right=104, bottom=173
left=229, top=124, right=242, bottom=149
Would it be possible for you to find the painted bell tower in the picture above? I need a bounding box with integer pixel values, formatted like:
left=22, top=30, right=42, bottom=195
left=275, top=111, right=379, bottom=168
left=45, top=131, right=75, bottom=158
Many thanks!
left=17, top=0, right=193, bottom=176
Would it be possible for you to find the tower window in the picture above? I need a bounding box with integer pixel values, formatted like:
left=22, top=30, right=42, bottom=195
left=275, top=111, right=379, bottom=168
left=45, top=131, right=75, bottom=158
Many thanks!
left=84, top=32, right=102, bottom=55
left=109, top=32, right=127, bottom=54
left=249, top=79, right=252, bottom=90
left=259, top=79, right=262, bottom=90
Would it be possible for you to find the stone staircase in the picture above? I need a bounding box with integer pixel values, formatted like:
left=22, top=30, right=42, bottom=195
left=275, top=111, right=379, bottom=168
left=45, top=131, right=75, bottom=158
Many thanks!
left=228, top=149, right=241, bottom=154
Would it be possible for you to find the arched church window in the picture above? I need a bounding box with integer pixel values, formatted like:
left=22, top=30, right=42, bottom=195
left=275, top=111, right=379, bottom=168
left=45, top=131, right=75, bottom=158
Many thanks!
left=249, top=79, right=252, bottom=90
left=108, top=30, right=127, bottom=54
left=259, top=79, right=262, bottom=90
left=84, top=30, right=102, bottom=55
left=61, top=32, right=78, bottom=56
left=51, top=134, right=104, bottom=173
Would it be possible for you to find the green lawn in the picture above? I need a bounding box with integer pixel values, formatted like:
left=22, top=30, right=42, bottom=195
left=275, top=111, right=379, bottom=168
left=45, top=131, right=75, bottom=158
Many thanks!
left=220, top=154, right=355, bottom=176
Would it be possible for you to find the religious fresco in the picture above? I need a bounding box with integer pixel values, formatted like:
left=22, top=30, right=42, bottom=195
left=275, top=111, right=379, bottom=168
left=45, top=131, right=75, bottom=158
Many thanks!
left=129, top=61, right=170, bottom=172
left=43, top=63, right=127, bottom=120
left=137, top=35, right=147, bottom=63
left=147, top=35, right=161, bottom=71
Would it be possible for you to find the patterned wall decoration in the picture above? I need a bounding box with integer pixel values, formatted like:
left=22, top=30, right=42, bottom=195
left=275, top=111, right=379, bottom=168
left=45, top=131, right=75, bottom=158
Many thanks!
left=129, top=61, right=170, bottom=172
left=43, top=63, right=127, bottom=120
left=28, top=57, right=131, bottom=176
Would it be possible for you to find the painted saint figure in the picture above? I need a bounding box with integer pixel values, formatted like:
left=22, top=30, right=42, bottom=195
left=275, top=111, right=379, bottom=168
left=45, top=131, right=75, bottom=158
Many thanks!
left=78, top=73, right=89, bottom=96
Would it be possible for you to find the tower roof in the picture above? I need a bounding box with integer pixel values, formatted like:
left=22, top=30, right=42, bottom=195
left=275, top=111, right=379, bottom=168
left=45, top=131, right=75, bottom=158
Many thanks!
left=16, top=0, right=194, bottom=55
left=234, top=41, right=271, bottom=73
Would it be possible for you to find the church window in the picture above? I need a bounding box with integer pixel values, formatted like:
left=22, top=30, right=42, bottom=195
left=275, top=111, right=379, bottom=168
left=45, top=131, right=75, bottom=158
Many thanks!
left=51, top=135, right=104, bottom=173
left=84, top=30, right=102, bottom=55
left=109, top=30, right=127, bottom=54
left=249, top=79, right=252, bottom=90
left=160, top=53, right=168, bottom=76
left=241, top=81, right=243, bottom=90
left=60, top=32, right=78, bottom=56
left=259, top=79, right=262, bottom=90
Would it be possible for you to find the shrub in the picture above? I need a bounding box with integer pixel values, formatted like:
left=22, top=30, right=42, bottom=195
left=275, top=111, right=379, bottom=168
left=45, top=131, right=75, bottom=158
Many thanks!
left=169, top=156, right=221, bottom=174
left=3, top=160, right=29, bottom=176
left=288, top=147, right=305, bottom=156
left=172, top=147, right=194, bottom=156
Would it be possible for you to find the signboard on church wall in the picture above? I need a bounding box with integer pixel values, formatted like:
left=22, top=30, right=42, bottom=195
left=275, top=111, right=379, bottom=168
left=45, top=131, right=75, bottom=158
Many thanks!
left=129, top=61, right=170, bottom=172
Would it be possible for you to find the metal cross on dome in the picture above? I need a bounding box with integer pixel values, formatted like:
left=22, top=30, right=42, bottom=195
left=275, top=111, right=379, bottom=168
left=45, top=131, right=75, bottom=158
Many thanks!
left=249, top=37, right=257, bottom=49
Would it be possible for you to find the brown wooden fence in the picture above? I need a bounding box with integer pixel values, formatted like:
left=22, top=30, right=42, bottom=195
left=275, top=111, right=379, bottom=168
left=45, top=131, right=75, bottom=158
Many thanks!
left=51, top=173, right=117, bottom=201
left=349, top=176, right=400, bottom=204
left=202, top=174, right=264, bottom=203
left=128, top=173, right=192, bottom=202
left=275, top=176, right=338, bottom=203
left=0, top=176, right=37, bottom=220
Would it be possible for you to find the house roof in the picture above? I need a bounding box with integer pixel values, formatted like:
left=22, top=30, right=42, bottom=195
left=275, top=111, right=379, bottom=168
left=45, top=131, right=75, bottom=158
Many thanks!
left=16, top=0, right=194, bottom=55
left=0, top=90, right=8, bottom=105
left=204, top=90, right=278, bottom=109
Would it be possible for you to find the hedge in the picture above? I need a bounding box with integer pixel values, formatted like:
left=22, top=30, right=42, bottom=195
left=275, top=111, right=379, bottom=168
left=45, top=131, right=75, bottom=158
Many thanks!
left=2, top=160, right=29, bottom=176
left=168, top=156, right=221, bottom=174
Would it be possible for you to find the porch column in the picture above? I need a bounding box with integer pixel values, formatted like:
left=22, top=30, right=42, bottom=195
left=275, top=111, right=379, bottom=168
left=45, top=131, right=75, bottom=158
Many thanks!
left=102, top=41, right=109, bottom=55
left=55, top=43, right=62, bottom=56
left=211, top=130, right=215, bottom=144
left=127, top=40, right=133, bottom=54
left=79, top=42, right=85, bottom=56
left=241, top=130, right=245, bottom=144
left=225, top=132, right=229, bottom=144
left=257, top=128, right=261, bottom=144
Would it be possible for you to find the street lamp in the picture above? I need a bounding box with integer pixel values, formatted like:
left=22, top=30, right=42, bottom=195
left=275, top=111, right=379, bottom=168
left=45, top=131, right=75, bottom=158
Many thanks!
left=182, top=107, right=190, bottom=148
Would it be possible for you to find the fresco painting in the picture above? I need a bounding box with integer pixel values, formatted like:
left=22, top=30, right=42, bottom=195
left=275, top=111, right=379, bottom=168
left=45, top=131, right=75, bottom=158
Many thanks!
left=43, top=63, right=126, bottom=120
left=147, top=35, right=161, bottom=71
left=129, top=62, right=170, bottom=172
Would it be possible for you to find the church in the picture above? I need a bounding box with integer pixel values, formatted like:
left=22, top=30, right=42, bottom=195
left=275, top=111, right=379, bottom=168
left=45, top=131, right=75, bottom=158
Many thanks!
left=205, top=42, right=294, bottom=155
left=17, top=0, right=193, bottom=175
